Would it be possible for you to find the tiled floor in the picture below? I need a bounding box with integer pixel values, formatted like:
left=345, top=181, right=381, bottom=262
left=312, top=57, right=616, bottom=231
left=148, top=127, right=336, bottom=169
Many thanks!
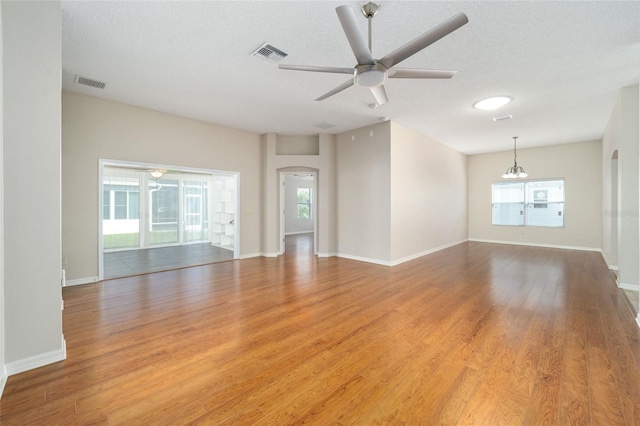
left=104, top=243, right=234, bottom=279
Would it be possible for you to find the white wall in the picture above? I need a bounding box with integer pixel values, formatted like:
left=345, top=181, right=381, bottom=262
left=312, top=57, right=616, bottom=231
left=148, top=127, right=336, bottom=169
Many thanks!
left=284, top=176, right=314, bottom=235
left=337, top=122, right=392, bottom=262
left=3, top=1, right=65, bottom=371
left=390, top=122, right=468, bottom=263
left=468, top=140, right=602, bottom=250
left=62, top=92, right=262, bottom=282
left=602, top=85, right=639, bottom=289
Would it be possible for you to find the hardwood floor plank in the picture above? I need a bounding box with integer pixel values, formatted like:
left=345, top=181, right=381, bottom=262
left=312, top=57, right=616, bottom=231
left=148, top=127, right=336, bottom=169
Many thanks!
left=2, top=238, right=639, bottom=424
left=585, top=306, right=627, bottom=425
left=599, top=298, right=640, bottom=425
left=557, top=283, right=591, bottom=425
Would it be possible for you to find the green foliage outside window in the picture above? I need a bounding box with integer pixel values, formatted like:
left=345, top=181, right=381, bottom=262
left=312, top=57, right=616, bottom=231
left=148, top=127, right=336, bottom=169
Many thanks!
left=297, top=188, right=311, bottom=219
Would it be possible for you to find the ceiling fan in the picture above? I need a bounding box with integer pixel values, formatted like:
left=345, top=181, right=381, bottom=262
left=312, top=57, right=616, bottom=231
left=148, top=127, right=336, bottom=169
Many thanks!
left=279, top=3, right=468, bottom=106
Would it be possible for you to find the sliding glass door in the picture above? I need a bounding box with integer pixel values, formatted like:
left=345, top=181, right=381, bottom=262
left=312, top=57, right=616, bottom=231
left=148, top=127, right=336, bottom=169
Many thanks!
left=184, top=180, right=209, bottom=243
left=148, top=178, right=179, bottom=245
left=103, top=173, right=141, bottom=249
left=102, top=166, right=223, bottom=251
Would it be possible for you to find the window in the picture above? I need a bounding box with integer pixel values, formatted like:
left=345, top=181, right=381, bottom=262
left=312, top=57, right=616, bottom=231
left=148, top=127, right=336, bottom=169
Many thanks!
left=103, top=178, right=140, bottom=221
left=184, top=180, right=209, bottom=242
left=103, top=190, right=111, bottom=220
left=492, top=179, right=564, bottom=227
left=297, top=188, right=311, bottom=219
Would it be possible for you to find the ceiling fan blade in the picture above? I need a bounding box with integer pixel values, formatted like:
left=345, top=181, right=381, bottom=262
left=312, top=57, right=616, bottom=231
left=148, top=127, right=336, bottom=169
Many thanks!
left=370, top=85, right=388, bottom=106
left=379, top=12, right=468, bottom=69
left=336, top=5, right=374, bottom=66
left=389, top=68, right=457, bottom=79
left=278, top=64, right=355, bottom=75
left=315, top=78, right=355, bottom=101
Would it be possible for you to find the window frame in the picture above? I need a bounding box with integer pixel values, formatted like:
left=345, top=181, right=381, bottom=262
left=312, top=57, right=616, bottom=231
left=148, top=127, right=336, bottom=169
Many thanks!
left=296, top=187, right=312, bottom=220
left=491, top=178, right=565, bottom=228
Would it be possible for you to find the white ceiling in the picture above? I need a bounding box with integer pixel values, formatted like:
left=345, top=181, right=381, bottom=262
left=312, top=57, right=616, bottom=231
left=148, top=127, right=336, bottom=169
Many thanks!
left=61, top=1, right=640, bottom=155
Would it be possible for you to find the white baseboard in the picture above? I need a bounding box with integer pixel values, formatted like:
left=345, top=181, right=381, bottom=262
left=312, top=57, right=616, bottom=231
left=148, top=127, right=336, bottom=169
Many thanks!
left=64, top=276, right=99, bottom=287
left=389, top=240, right=468, bottom=266
left=6, top=336, right=66, bottom=376
left=317, top=252, right=337, bottom=258
left=261, top=252, right=279, bottom=258
left=337, top=253, right=393, bottom=266
left=337, top=240, right=468, bottom=267
left=237, top=252, right=261, bottom=260
left=636, top=314, right=640, bottom=329
left=0, top=364, right=7, bottom=399
left=619, top=282, right=640, bottom=292
left=468, top=239, right=601, bottom=252
left=600, top=250, right=618, bottom=271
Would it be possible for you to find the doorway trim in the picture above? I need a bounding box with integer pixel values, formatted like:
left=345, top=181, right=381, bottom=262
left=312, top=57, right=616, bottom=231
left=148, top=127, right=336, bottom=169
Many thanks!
left=278, top=169, right=318, bottom=255
left=98, top=159, right=240, bottom=280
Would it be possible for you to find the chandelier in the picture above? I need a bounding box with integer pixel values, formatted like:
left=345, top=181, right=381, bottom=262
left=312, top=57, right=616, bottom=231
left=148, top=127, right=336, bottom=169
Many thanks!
left=502, top=136, right=528, bottom=179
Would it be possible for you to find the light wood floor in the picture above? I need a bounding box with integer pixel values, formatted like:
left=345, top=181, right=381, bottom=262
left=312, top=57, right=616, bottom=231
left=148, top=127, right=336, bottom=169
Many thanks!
left=2, top=236, right=640, bottom=425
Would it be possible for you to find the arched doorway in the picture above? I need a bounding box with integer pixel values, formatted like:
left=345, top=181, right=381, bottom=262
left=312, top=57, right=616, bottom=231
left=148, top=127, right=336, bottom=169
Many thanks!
left=278, top=168, right=318, bottom=255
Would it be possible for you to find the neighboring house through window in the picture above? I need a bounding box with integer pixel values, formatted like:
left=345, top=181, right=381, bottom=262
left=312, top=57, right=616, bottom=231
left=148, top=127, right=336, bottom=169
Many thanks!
left=492, top=179, right=565, bottom=227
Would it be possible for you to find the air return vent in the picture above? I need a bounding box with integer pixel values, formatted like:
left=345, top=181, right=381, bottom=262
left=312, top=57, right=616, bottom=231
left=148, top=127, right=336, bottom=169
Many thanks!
left=314, top=121, right=336, bottom=129
left=493, top=114, right=513, bottom=122
left=251, top=43, right=288, bottom=63
left=74, top=75, right=107, bottom=89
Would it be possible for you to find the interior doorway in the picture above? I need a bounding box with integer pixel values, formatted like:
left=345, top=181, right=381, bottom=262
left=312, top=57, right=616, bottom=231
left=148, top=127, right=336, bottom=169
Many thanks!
left=99, top=160, right=239, bottom=279
left=284, top=233, right=314, bottom=257
left=279, top=170, right=317, bottom=255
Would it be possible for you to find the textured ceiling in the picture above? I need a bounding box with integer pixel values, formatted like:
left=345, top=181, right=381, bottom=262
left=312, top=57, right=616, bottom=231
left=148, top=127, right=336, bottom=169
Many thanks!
left=62, top=1, right=640, bottom=154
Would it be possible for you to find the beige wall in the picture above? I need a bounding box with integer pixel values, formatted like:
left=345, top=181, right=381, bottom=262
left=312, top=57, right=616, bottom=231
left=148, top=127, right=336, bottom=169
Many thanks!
left=337, top=122, right=392, bottom=262
left=469, top=140, right=602, bottom=250
left=390, top=122, right=468, bottom=263
left=0, top=0, right=5, bottom=395
left=62, top=91, right=262, bottom=282
left=336, top=121, right=468, bottom=265
left=602, top=85, right=639, bottom=289
left=261, top=133, right=336, bottom=256
left=4, top=1, right=64, bottom=369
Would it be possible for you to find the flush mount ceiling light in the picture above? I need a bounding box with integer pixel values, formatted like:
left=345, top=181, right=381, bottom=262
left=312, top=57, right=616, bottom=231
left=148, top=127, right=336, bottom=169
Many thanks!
left=473, top=96, right=511, bottom=111
left=150, top=169, right=166, bottom=179
left=502, top=136, right=528, bottom=179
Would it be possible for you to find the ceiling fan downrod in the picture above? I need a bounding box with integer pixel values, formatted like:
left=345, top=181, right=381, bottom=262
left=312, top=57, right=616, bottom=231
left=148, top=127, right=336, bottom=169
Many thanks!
left=361, top=2, right=379, bottom=53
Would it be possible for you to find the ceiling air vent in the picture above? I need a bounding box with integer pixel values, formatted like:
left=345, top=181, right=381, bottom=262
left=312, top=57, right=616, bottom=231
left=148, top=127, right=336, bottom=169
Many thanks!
left=74, top=75, right=107, bottom=89
left=493, top=114, right=513, bottom=122
left=314, top=121, right=336, bottom=130
left=251, top=43, right=288, bottom=63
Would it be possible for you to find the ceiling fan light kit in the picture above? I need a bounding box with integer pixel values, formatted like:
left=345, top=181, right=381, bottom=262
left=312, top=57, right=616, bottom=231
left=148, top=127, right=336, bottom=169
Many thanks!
left=150, top=169, right=166, bottom=179
left=354, top=63, right=387, bottom=88
left=278, top=3, right=468, bottom=106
